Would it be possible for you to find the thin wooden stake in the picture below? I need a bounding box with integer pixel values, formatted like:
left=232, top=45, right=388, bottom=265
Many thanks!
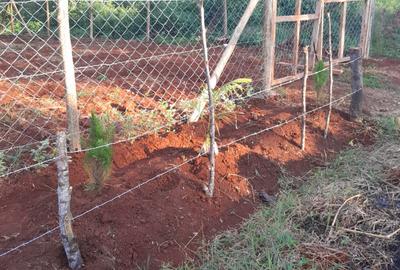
left=301, top=46, right=309, bottom=151
left=146, top=0, right=151, bottom=42
left=338, top=2, right=347, bottom=59
left=9, top=3, right=15, bottom=33
left=46, top=0, right=51, bottom=36
left=324, top=13, right=333, bottom=139
left=199, top=0, right=216, bottom=197
left=189, top=0, right=261, bottom=122
left=56, top=132, right=83, bottom=270
left=10, top=0, right=33, bottom=36
left=58, top=0, right=81, bottom=151
left=292, top=0, right=302, bottom=75
left=89, top=0, right=94, bottom=40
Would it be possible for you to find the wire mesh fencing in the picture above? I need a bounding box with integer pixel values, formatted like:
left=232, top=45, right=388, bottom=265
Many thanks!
left=0, top=0, right=370, bottom=178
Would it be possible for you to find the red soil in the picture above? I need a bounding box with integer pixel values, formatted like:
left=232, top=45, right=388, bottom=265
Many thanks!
left=0, top=93, right=369, bottom=269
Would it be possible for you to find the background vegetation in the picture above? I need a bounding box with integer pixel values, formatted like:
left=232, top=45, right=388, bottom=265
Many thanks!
left=0, top=0, right=363, bottom=49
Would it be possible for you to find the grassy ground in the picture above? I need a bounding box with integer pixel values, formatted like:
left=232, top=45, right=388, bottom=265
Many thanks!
left=165, top=118, right=400, bottom=270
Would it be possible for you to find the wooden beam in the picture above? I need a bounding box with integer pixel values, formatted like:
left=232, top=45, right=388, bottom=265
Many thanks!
left=292, top=0, right=302, bottom=75
left=311, top=0, right=324, bottom=67
left=189, top=0, right=261, bottom=122
left=272, top=72, right=304, bottom=86
left=263, top=0, right=277, bottom=93
left=276, top=14, right=318, bottom=23
left=338, top=1, right=347, bottom=58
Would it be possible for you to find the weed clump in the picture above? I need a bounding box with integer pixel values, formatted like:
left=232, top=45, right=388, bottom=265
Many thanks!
left=84, top=113, right=114, bottom=191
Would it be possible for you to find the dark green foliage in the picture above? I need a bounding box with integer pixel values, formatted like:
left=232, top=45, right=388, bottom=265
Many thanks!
left=0, top=1, right=365, bottom=48
left=313, top=60, right=328, bottom=101
left=84, top=113, right=114, bottom=191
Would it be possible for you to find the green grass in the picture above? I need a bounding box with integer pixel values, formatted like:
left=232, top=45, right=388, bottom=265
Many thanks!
left=166, top=118, right=400, bottom=270
left=363, top=73, right=384, bottom=89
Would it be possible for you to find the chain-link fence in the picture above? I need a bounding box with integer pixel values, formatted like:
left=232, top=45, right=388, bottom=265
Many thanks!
left=0, top=0, right=369, bottom=177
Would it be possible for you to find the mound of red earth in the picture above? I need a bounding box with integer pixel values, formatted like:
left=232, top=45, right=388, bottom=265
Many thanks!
left=0, top=94, right=371, bottom=269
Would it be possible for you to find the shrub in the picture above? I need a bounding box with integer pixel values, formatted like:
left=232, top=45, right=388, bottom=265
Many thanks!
left=84, top=113, right=114, bottom=191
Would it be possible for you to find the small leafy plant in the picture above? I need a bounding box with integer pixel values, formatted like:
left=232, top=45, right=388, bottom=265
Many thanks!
left=313, top=60, right=328, bottom=102
left=84, top=113, right=114, bottom=191
left=30, top=139, right=56, bottom=168
left=187, top=78, right=253, bottom=154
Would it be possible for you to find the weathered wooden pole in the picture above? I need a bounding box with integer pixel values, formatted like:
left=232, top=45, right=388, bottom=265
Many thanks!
left=338, top=2, right=347, bottom=59
left=46, top=0, right=51, bottom=36
left=9, top=3, right=15, bottom=33
left=292, top=0, right=302, bottom=74
left=311, top=0, right=324, bottom=67
left=223, top=0, right=228, bottom=38
left=263, top=0, right=277, bottom=92
left=199, top=0, right=217, bottom=197
left=189, top=0, right=261, bottom=122
left=89, top=0, right=94, bottom=40
left=58, top=0, right=81, bottom=151
left=301, top=46, right=309, bottom=151
left=56, top=132, right=83, bottom=270
left=146, top=0, right=151, bottom=42
left=349, top=48, right=363, bottom=121
left=324, top=13, right=334, bottom=139
left=361, top=0, right=375, bottom=58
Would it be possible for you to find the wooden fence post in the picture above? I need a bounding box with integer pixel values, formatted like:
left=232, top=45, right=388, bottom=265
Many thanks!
left=89, top=0, right=94, bottom=40
left=311, top=0, right=324, bottom=66
left=301, top=46, right=309, bottom=151
left=223, top=0, right=228, bottom=38
left=263, top=0, right=277, bottom=92
left=199, top=0, right=217, bottom=198
left=58, top=0, right=81, bottom=151
left=146, top=0, right=151, bottom=42
left=292, top=0, right=302, bottom=74
left=56, top=132, right=83, bottom=270
left=360, top=0, right=375, bottom=58
left=349, top=48, right=363, bottom=121
left=46, top=0, right=51, bottom=36
left=338, top=1, right=347, bottom=59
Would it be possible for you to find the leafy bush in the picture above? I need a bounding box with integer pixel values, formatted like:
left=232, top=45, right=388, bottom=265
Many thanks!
left=84, top=113, right=114, bottom=191
left=313, top=60, right=328, bottom=102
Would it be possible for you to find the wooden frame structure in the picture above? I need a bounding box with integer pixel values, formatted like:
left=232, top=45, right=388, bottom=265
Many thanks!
left=263, top=0, right=375, bottom=89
